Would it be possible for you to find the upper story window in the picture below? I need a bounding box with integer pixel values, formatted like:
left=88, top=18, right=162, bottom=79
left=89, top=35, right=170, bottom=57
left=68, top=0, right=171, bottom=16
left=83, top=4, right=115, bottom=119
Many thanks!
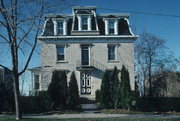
left=34, top=74, right=40, bottom=90
left=56, top=46, right=65, bottom=61
left=109, top=21, right=115, bottom=35
left=108, top=45, right=116, bottom=61
left=82, top=16, right=88, bottom=30
left=57, top=21, right=63, bottom=35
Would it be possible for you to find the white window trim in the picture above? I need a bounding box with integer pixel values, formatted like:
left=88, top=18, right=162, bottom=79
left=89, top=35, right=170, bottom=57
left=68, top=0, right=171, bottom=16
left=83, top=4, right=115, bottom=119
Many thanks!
left=56, top=44, right=68, bottom=63
left=33, top=73, right=41, bottom=91
left=77, top=15, right=92, bottom=31
left=52, top=18, right=68, bottom=35
left=57, top=20, right=64, bottom=35
left=104, top=18, right=119, bottom=35
left=107, top=44, right=119, bottom=62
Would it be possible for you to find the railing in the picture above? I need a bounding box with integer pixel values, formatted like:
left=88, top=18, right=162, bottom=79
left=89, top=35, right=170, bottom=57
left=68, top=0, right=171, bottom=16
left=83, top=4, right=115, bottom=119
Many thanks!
left=76, top=59, right=108, bottom=72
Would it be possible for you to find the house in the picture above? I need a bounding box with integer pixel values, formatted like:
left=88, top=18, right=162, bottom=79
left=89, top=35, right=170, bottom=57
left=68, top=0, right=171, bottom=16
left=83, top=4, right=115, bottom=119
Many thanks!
left=0, top=68, right=13, bottom=93
left=29, top=6, right=138, bottom=99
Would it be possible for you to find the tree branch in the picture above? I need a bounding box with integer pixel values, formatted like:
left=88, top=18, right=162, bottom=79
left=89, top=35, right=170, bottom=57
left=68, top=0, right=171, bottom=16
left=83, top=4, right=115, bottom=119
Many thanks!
left=19, top=6, right=44, bottom=76
left=0, top=64, right=12, bottom=71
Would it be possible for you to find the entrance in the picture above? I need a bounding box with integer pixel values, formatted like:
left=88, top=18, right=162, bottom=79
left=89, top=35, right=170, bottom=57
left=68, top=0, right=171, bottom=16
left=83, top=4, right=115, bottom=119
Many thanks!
left=80, top=72, right=91, bottom=95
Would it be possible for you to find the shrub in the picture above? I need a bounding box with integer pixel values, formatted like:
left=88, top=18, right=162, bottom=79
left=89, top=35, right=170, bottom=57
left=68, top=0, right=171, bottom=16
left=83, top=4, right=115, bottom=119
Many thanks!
left=47, top=70, right=68, bottom=109
left=136, top=97, right=180, bottom=112
left=110, top=66, right=121, bottom=110
left=95, top=89, right=101, bottom=102
left=120, top=65, right=132, bottom=110
left=68, top=71, right=80, bottom=108
left=100, top=70, right=113, bottom=108
left=21, top=93, right=52, bottom=114
left=0, top=84, right=15, bottom=113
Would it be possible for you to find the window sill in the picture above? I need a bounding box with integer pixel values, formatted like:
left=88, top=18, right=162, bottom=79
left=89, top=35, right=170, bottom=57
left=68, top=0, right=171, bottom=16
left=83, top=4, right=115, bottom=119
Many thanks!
left=56, top=60, right=68, bottom=63
left=107, top=60, right=119, bottom=63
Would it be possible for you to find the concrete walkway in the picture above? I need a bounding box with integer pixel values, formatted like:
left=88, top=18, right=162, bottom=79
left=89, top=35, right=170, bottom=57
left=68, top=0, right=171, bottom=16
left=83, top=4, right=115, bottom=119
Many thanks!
left=81, top=103, right=100, bottom=113
left=23, top=113, right=180, bottom=119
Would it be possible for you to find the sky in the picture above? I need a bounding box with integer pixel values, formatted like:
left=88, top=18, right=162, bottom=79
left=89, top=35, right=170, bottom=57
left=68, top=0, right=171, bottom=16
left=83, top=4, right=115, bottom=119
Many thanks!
left=1, top=0, right=180, bottom=95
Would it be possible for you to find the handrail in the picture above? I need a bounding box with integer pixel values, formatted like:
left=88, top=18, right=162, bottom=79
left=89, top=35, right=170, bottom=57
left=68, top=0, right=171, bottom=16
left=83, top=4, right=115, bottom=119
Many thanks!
left=76, top=59, right=108, bottom=72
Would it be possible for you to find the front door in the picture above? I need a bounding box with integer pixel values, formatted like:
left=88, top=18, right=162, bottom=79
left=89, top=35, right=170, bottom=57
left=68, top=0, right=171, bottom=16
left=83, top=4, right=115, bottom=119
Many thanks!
left=80, top=72, right=91, bottom=95
left=81, top=45, right=89, bottom=65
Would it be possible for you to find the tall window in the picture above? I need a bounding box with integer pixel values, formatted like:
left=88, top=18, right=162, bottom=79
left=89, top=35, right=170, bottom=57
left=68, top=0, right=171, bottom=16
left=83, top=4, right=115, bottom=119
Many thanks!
left=109, top=21, right=114, bottom=35
left=82, top=16, right=88, bottom=30
left=108, top=45, right=116, bottom=60
left=57, top=21, right=63, bottom=35
left=34, top=74, right=39, bottom=90
left=57, top=46, right=65, bottom=61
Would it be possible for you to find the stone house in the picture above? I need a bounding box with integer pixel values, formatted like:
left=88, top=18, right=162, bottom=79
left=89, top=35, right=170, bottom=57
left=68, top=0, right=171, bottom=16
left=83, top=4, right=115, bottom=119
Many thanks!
left=29, top=6, right=138, bottom=99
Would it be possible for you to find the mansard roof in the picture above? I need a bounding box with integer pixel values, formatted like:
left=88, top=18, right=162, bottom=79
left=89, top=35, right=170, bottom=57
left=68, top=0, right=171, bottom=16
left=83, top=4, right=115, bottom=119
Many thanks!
left=40, top=6, right=138, bottom=40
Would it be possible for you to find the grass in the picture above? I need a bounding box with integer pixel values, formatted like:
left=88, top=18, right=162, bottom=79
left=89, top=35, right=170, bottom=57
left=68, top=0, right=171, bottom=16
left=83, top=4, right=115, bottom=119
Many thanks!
left=0, top=116, right=180, bottom=121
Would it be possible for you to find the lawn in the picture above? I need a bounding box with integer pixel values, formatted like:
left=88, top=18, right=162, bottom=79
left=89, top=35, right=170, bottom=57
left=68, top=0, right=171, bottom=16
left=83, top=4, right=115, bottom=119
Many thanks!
left=0, top=117, right=180, bottom=121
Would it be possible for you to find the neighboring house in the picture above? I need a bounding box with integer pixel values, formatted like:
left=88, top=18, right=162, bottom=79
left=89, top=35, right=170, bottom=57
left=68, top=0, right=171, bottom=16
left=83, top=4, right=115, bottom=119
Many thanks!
left=0, top=68, right=13, bottom=93
left=29, top=6, right=138, bottom=99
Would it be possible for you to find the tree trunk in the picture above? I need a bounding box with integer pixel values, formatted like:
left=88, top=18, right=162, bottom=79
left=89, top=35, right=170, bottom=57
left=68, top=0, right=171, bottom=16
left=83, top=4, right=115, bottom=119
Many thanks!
left=148, top=69, right=152, bottom=96
left=13, top=74, right=22, bottom=120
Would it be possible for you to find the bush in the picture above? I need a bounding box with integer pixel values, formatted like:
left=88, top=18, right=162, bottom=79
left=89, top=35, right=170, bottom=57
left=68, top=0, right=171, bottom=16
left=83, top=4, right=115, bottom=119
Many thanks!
left=100, top=70, right=113, bottom=108
left=120, top=65, right=132, bottom=110
left=136, top=97, right=180, bottom=112
left=21, top=92, right=52, bottom=114
left=68, top=71, right=80, bottom=107
left=47, top=70, right=68, bottom=109
left=95, top=89, right=101, bottom=102
left=110, top=66, right=121, bottom=110
left=0, top=84, right=15, bottom=113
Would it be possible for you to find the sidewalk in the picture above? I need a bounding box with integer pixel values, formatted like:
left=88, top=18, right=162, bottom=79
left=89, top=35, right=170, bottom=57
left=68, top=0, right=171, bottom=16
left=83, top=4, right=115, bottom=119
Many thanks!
left=23, top=113, right=180, bottom=119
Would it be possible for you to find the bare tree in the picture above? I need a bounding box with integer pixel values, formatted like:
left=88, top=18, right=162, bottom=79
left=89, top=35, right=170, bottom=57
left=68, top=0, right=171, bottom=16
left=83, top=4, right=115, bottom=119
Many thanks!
left=135, top=31, right=174, bottom=96
left=0, top=0, right=75, bottom=120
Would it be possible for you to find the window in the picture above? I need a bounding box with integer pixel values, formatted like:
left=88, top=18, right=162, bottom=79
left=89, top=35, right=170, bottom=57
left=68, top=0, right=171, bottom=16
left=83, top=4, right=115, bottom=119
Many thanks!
left=82, top=16, right=88, bottom=30
left=34, top=74, right=39, bottom=90
left=57, top=46, right=65, bottom=61
left=81, top=45, right=89, bottom=65
left=108, top=45, right=116, bottom=60
left=0, top=69, right=3, bottom=84
left=109, top=21, right=114, bottom=35
left=57, top=21, right=63, bottom=35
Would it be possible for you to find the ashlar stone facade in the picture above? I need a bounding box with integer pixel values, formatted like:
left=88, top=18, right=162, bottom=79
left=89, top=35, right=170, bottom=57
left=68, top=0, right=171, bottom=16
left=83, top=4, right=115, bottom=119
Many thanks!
left=29, top=6, right=138, bottom=99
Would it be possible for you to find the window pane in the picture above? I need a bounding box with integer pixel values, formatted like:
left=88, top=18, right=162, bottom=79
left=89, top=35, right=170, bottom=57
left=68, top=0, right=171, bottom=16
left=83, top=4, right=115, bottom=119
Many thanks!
left=109, top=21, right=114, bottom=34
left=108, top=46, right=116, bottom=60
left=57, top=46, right=65, bottom=61
left=57, top=21, right=63, bottom=35
left=0, top=69, right=3, bottom=84
left=82, top=16, right=88, bottom=30
left=34, top=75, right=39, bottom=90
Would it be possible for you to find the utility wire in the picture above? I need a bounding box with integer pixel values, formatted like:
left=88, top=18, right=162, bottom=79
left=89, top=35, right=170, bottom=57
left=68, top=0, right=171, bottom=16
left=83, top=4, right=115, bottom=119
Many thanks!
left=98, top=7, right=180, bottom=18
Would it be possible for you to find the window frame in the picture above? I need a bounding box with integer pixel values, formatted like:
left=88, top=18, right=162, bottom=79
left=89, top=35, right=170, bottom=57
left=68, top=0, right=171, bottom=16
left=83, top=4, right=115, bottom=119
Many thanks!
left=108, top=21, right=115, bottom=35
left=56, top=45, right=65, bottom=62
left=57, top=20, right=64, bottom=35
left=108, top=45, right=117, bottom=61
left=34, top=74, right=40, bottom=90
left=81, top=16, right=88, bottom=30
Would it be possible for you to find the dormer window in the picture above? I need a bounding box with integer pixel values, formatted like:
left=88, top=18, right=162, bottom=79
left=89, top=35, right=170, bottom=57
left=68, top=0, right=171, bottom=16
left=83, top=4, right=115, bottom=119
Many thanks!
left=109, top=21, right=115, bottom=35
left=57, top=21, right=63, bottom=35
left=82, top=16, right=88, bottom=30
left=104, top=18, right=118, bottom=35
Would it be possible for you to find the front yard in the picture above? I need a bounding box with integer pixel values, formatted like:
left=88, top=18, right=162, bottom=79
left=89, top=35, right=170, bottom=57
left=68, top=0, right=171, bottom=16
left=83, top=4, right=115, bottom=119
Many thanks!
left=0, top=116, right=180, bottom=121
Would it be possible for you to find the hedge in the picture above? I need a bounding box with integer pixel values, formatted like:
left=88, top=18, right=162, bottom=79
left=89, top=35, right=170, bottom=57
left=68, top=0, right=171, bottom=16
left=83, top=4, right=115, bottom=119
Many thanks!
left=21, top=95, right=52, bottom=114
left=136, top=97, right=180, bottom=112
